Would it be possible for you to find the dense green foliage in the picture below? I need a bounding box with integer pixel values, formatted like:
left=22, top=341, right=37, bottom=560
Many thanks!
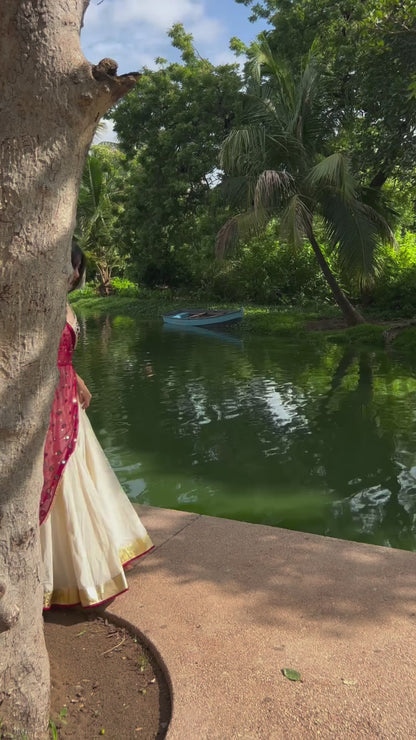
left=75, top=5, right=416, bottom=317
left=367, top=231, right=416, bottom=316
left=110, top=24, right=242, bottom=287
left=196, top=225, right=331, bottom=304
left=235, top=0, right=416, bottom=188
left=76, top=144, right=128, bottom=293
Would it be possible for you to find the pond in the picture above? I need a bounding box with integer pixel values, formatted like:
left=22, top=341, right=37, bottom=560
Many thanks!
left=74, top=313, right=416, bottom=551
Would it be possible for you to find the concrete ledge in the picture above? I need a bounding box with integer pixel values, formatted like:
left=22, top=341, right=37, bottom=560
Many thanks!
left=106, top=506, right=416, bottom=739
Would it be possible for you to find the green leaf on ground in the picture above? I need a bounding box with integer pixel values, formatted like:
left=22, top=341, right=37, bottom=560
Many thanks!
left=282, top=668, right=302, bottom=682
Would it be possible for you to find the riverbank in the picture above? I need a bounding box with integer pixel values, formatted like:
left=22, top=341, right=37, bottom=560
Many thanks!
left=70, top=291, right=416, bottom=354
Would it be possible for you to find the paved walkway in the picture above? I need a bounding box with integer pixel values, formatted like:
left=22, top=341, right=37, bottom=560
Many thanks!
left=106, top=506, right=416, bottom=739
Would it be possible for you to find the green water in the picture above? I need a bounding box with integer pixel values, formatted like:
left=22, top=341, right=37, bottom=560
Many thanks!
left=74, top=313, right=416, bottom=551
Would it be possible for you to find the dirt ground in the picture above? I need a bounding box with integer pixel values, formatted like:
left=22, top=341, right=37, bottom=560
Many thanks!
left=44, top=610, right=171, bottom=740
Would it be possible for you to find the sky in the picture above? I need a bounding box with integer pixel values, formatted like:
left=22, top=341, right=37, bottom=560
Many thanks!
left=81, top=0, right=267, bottom=141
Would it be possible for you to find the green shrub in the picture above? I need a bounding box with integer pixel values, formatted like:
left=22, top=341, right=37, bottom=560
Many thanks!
left=369, top=231, right=416, bottom=316
left=70, top=284, right=97, bottom=302
left=191, top=228, right=332, bottom=305
left=110, top=277, right=140, bottom=297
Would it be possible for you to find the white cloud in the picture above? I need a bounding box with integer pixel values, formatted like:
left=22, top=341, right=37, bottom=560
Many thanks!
left=210, top=48, right=241, bottom=68
left=86, top=0, right=207, bottom=31
left=190, top=17, right=226, bottom=46
left=81, top=0, right=226, bottom=73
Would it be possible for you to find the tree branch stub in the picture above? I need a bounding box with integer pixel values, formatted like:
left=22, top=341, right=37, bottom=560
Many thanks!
left=91, top=58, right=141, bottom=107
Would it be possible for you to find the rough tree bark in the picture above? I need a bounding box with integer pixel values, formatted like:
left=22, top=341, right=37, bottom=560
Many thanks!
left=0, top=2, right=139, bottom=737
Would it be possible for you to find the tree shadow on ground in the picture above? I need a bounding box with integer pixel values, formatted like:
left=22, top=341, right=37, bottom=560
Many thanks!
left=135, top=506, right=416, bottom=638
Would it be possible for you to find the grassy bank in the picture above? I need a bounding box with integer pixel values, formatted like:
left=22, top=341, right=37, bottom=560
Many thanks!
left=70, top=291, right=338, bottom=339
left=70, top=291, right=416, bottom=353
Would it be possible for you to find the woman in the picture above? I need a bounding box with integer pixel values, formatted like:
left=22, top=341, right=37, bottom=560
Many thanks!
left=40, top=242, right=153, bottom=608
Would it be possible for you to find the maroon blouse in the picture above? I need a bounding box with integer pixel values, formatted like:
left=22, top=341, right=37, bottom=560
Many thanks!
left=39, top=322, right=79, bottom=525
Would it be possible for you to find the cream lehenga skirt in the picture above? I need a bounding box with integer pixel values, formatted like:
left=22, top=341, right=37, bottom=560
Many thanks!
left=41, top=408, right=153, bottom=608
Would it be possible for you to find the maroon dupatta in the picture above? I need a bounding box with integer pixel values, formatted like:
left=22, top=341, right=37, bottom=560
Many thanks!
left=39, top=322, right=79, bottom=525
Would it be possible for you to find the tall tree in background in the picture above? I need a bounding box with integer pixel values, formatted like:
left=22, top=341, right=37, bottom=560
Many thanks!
left=111, top=24, right=242, bottom=286
left=218, top=42, right=394, bottom=325
left=77, top=145, right=128, bottom=294
left=234, top=0, right=416, bottom=187
left=0, top=3, right=138, bottom=736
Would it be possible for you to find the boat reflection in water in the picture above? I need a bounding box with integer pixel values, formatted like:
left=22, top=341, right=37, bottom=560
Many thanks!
left=162, top=322, right=243, bottom=347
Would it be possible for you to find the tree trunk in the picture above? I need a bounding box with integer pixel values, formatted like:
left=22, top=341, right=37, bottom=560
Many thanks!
left=369, top=170, right=388, bottom=189
left=98, top=264, right=113, bottom=295
left=0, top=3, right=138, bottom=737
left=307, top=231, right=366, bottom=326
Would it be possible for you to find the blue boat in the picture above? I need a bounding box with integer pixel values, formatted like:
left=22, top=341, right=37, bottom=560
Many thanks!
left=162, top=307, right=243, bottom=328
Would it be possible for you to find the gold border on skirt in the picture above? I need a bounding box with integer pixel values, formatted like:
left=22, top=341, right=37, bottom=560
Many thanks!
left=43, top=535, right=153, bottom=608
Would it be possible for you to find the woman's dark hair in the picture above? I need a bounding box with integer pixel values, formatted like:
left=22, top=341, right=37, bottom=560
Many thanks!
left=70, top=240, right=86, bottom=291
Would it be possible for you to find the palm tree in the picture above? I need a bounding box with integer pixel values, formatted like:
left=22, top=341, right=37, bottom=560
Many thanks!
left=76, top=151, right=127, bottom=295
left=217, top=41, right=394, bottom=326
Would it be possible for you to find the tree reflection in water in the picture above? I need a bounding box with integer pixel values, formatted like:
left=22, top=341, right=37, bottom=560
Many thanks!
left=74, top=315, right=416, bottom=551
